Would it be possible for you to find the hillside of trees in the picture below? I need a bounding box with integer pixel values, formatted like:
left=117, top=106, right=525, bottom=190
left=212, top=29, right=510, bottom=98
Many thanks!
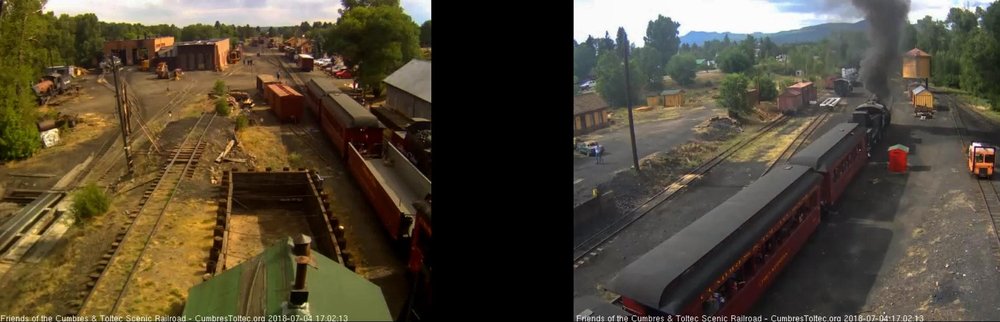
left=574, top=3, right=1000, bottom=118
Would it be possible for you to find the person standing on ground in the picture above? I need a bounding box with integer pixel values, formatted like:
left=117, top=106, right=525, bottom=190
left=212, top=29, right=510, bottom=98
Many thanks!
left=595, top=144, right=604, bottom=164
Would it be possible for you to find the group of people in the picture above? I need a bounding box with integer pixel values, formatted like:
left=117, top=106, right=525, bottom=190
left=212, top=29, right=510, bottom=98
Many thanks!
left=243, top=58, right=255, bottom=66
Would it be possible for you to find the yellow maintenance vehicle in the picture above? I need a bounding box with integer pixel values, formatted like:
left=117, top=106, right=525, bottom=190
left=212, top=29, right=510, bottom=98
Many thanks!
left=968, top=142, right=996, bottom=179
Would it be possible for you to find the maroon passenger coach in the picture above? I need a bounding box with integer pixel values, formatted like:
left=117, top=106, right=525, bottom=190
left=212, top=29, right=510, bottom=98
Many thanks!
left=789, top=123, right=869, bottom=208
left=609, top=165, right=823, bottom=316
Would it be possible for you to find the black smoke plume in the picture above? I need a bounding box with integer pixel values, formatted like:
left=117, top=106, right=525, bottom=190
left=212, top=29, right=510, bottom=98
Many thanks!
left=850, top=0, right=910, bottom=100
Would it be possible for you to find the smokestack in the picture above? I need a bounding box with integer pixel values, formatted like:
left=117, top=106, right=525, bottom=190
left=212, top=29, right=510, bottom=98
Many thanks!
left=850, top=0, right=911, bottom=100
left=291, top=234, right=311, bottom=306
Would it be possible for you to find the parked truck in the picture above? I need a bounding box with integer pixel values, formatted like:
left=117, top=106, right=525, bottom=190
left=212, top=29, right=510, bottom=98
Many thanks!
left=32, top=73, right=72, bottom=105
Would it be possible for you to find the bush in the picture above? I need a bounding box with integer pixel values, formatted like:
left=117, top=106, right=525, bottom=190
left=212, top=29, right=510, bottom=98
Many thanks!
left=235, top=115, right=249, bottom=131
left=215, top=97, right=231, bottom=116
left=213, top=80, right=226, bottom=97
left=717, top=73, right=752, bottom=119
left=71, top=183, right=110, bottom=220
left=666, top=53, right=698, bottom=86
left=756, top=76, right=778, bottom=101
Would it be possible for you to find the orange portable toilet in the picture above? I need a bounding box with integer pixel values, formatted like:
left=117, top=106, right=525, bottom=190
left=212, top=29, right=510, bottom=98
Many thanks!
left=888, top=144, right=909, bottom=173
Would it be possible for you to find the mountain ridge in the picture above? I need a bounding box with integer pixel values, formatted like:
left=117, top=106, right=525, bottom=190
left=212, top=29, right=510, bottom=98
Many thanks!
left=680, top=20, right=868, bottom=45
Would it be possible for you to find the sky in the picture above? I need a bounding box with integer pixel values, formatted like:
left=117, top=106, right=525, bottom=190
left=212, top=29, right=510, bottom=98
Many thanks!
left=575, top=0, right=993, bottom=46
left=42, top=0, right=431, bottom=27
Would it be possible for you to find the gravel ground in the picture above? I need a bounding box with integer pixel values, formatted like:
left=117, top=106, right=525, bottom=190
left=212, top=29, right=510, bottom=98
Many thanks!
left=754, top=93, right=1000, bottom=319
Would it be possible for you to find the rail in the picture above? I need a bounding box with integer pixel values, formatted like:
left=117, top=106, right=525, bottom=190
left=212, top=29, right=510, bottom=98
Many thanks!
left=77, top=112, right=217, bottom=315
left=760, top=109, right=833, bottom=177
left=945, top=94, right=1000, bottom=250
left=572, top=114, right=791, bottom=263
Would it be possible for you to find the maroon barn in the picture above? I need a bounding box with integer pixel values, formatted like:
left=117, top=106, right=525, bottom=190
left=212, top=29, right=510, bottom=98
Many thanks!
left=789, top=123, right=868, bottom=207
left=610, top=165, right=823, bottom=316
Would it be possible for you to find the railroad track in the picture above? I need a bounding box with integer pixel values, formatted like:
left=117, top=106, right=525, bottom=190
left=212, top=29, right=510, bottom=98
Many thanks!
left=265, top=53, right=338, bottom=165
left=573, top=114, right=792, bottom=263
left=760, top=109, right=833, bottom=177
left=945, top=95, right=1000, bottom=250
left=74, top=112, right=217, bottom=316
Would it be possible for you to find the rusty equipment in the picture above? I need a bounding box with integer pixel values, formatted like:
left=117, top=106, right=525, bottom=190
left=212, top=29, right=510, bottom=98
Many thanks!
left=139, top=59, right=150, bottom=72
left=156, top=62, right=169, bottom=79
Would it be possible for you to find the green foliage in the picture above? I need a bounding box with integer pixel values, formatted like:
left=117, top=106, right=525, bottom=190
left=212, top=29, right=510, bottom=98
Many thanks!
left=420, top=20, right=432, bottom=47
left=717, top=73, right=751, bottom=118
left=325, top=5, right=421, bottom=98
left=574, top=41, right=598, bottom=80
left=181, top=23, right=220, bottom=41
left=643, top=15, right=681, bottom=68
left=666, top=53, right=697, bottom=86
left=778, top=79, right=797, bottom=90
left=71, top=183, right=110, bottom=220
left=634, top=46, right=663, bottom=91
left=213, top=80, right=227, bottom=97
left=235, top=115, right=249, bottom=131
left=756, top=76, right=778, bottom=101
left=717, top=47, right=752, bottom=74
left=594, top=50, right=643, bottom=107
left=215, top=97, right=231, bottom=116
left=933, top=50, right=961, bottom=87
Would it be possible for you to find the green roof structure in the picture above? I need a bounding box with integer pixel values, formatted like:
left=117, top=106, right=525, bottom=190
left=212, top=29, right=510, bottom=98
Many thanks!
left=183, top=236, right=392, bottom=321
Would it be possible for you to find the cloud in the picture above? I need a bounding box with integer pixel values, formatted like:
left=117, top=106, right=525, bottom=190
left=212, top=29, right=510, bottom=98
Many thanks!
left=575, top=0, right=996, bottom=46
left=43, top=0, right=428, bottom=27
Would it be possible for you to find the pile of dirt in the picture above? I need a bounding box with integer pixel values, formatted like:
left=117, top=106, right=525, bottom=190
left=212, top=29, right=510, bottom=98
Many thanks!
left=755, top=101, right=780, bottom=120
left=600, top=141, right=717, bottom=212
left=694, top=115, right=742, bottom=141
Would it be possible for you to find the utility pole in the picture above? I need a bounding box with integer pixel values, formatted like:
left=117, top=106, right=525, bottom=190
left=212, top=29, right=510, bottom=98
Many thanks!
left=619, top=28, right=640, bottom=172
left=108, top=56, right=135, bottom=177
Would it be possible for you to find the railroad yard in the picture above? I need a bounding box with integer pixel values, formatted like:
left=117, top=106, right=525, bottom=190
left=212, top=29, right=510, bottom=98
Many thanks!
left=573, top=85, right=1000, bottom=319
left=0, top=41, right=418, bottom=318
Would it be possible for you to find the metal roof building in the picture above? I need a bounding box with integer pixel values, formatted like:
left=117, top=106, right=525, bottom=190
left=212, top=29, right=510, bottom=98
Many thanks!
left=183, top=236, right=392, bottom=320
left=383, top=59, right=432, bottom=120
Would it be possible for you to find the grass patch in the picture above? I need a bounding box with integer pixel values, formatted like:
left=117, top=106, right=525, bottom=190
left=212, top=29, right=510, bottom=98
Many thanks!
left=71, top=183, right=110, bottom=221
left=955, top=94, right=1000, bottom=125
left=236, top=126, right=289, bottom=168
left=728, top=116, right=808, bottom=162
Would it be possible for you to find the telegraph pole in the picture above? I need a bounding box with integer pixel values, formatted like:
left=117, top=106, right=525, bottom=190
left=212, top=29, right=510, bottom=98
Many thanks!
left=108, top=56, right=135, bottom=177
left=619, top=27, right=640, bottom=172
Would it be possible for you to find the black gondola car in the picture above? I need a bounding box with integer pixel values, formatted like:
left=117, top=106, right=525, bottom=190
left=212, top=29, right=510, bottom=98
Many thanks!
left=609, top=165, right=823, bottom=317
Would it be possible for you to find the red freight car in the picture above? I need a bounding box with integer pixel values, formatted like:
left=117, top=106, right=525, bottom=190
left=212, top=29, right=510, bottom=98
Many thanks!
left=789, top=81, right=817, bottom=103
left=256, top=74, right=279, bottom=98
left=266, top=83, right=304, bottom=123
left=346, top=141, right=431, bottom=241
left=306, top=78, right=341, bottom=117
left=406, top=200, right=432, bottom=322
left=610, top=165, right=823, bottom=316
left=789, top=123, right=868, bottom=209
left=319, top=91, right=383, bottom=156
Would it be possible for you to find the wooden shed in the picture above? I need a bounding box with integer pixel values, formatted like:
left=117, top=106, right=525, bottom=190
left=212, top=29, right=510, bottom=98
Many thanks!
left=574, top=92, right=610, bottom=135
left=911, top=85, right=933, bottom=112
left=903, top=48, right=931, bottom=80
left=661, top=89, right=685, bottom=107
left=646, top=94, right=663, bottom=107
